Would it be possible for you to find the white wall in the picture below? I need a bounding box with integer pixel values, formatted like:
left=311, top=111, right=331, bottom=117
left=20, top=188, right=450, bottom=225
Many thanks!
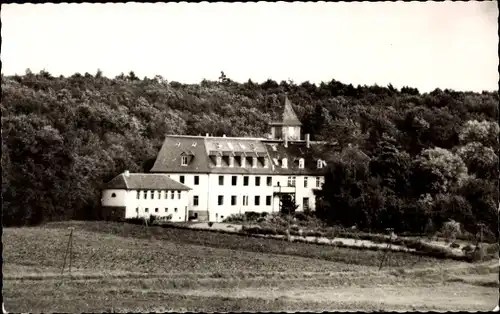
left=102, top=189, right=190, bottom=222
left=158, top=173, right=325, bottom=222
left=167, top=173, right=210, bottom=214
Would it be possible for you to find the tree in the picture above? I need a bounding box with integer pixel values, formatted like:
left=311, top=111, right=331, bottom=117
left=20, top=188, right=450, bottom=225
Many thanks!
left=411, top=147, right=468, bottom=196
left=456, top=142, right=499, bottom=180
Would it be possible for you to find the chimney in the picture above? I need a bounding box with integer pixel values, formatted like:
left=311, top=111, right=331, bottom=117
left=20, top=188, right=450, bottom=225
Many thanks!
left=306, top=133, right=310, bottom=148
left=284, top=134, right=288, bottom=148
left=124, top=170, right=130, bottom=177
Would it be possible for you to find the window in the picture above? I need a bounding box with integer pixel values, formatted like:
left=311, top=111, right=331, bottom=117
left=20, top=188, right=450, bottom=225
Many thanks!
left=143, top=191, right=147, bottom=199
left=243, top=195, right=249, bottom=206
left=231, top=195, right=237, bottom=206
left=158, top=191, right=161, bottom=199
left=267, top=176, right=272, bottom=186
left=155, top=208, right=158, bottom=213
left=174, top=208, right=178, bottom=213
left=145, top=208, right=149, bottom=213
left=181, top=156, right=188, bottom=166
left=219, top=175, right=224, bottom=186
left=232, top=176, right=237, bottom=186
left=136, top=191, right=140, bottom=199
left=180, top=175, right=185, bottom=184
left=171, top=191, right=175, bottom=199
left=165, top=208, right=168, bottom=212
left=282, top=158, right=288, bottom=168
left=254, top=196, right=260, bottom=206
left=149, top=191, right=154, bottom=199
left=317, top=159, right=323, bottom=169
left=193, top=196, right=199, bottom=206
left=111, top=193, right=116, bottom=198
left=243, top=176, right=249, bottom=186
left=194, top=176, right=199, bottom=185
left=316, top=177, right=321, bottom=188
left=177, top=191, right=181, bottom=199
left=266, top=195, right=272, bottom=206
left=255, top=176, right=261, bottom=186
left=136, top=208, right=139, bottom=213
left=304, top=177, right=308, bottom=188
left=303, top=198, right=310, bottom=211
left=164, top=191, right=168, bottom=199
left=252, top=157, right=257, bottom=168
left=298, top=158, right=305, bottom=169
left=218, top=195, right=224, bottom=206
left=287, top=176, right=296, bottom=187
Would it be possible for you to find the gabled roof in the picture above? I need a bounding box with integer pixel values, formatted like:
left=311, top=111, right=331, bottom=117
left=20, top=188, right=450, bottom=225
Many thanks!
left=270, top=96, right=302, bottom=126
left=104, top=173, right=191, bottom=190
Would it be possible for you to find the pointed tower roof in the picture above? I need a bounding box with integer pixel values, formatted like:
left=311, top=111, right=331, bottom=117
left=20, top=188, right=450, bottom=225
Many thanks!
left=270, top=95, right=302, bottom=126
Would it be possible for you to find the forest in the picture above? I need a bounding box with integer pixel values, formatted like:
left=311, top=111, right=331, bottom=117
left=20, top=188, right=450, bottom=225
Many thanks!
left=1, top=69, right=498, bottom=238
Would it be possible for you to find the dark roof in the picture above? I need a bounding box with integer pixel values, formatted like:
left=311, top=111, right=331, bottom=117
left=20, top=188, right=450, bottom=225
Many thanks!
left=150, top=136, right=211, bottom=173
left=269, top=96, right=302, bottom=126
left=149, top=135, right=334, bottom=175
left=104, top=173, right=191, bottom=190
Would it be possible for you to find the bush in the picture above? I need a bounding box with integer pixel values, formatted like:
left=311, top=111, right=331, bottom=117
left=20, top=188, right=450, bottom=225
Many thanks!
left=465, top=245, right=487, bottom=262
left=223, top=213, right=245, bottom=223
left=256, top=217, right=266, bottom=223
left=208, top=222, right=214, bottom=227
left=244, top=211, right=261, bottom=222
left=462, top=244, right=475, bottom=253
left=485, top=243, right=499, bottom=255
left=449, top=242, right=460, bottom=249
left=294, top=212, right=308, bottom=221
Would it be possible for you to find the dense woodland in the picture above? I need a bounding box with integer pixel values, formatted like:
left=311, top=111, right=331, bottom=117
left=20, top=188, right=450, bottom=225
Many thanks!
left=1, top=69, right=498, bottom=238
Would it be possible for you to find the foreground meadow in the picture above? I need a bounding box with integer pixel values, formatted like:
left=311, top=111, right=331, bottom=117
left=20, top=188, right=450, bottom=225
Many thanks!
left=3, top=221, right=498, bottom=312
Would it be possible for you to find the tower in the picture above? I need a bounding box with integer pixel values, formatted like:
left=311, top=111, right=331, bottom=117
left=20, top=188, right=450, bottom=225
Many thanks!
left=269, top=95, right=302, bottom=141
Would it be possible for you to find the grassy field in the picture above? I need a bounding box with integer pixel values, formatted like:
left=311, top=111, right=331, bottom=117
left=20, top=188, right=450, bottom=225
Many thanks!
left=3, top=221, right=499, bottom=312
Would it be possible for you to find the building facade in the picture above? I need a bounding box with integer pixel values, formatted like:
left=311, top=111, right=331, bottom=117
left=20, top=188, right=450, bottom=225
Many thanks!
left=101, top=171, right=191, bottom=221
left=147, top=96, right=335, bottom=222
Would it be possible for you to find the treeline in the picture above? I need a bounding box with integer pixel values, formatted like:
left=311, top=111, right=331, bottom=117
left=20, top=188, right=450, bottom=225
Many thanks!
left=1, top=69, right=498, bottom=237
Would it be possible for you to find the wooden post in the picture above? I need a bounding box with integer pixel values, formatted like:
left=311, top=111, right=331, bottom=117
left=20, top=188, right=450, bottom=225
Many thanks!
left=69, top=227, right=74, bottom=276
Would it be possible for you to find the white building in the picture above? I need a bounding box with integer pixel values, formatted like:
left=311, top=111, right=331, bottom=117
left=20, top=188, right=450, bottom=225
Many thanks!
left=101, top=171, right=191, bottom=221
left=147, top=96, right=336, bottom=222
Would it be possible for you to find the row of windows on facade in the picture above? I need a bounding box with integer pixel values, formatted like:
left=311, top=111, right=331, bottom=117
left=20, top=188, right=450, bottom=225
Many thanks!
left=135, top=207, right=179, bottom=213
left=136, top=190, right=182, bottom=200
left=191, top=195, right=309, bottom=207
left=178, top=175, right=321, bottom=188
left=181, top=155, right=325, bottom=169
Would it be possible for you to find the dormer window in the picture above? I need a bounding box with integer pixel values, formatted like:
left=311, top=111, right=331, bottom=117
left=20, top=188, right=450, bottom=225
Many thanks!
left=252, top=157, right=257, bottom=168
left=216, top=155, right=222, bottom=167
left=298, top=158, right=305, bottom=169
left=229, top=156, right=235, bottom=167
left=181, top=156, right=188, bottom=166
left=317, top=159, right=323, bottom=169
left=282, top=158, right=288, bottom=169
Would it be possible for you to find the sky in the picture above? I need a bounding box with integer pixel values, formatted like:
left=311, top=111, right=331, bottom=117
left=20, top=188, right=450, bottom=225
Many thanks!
left=2, top=2, right=498, bottom=93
